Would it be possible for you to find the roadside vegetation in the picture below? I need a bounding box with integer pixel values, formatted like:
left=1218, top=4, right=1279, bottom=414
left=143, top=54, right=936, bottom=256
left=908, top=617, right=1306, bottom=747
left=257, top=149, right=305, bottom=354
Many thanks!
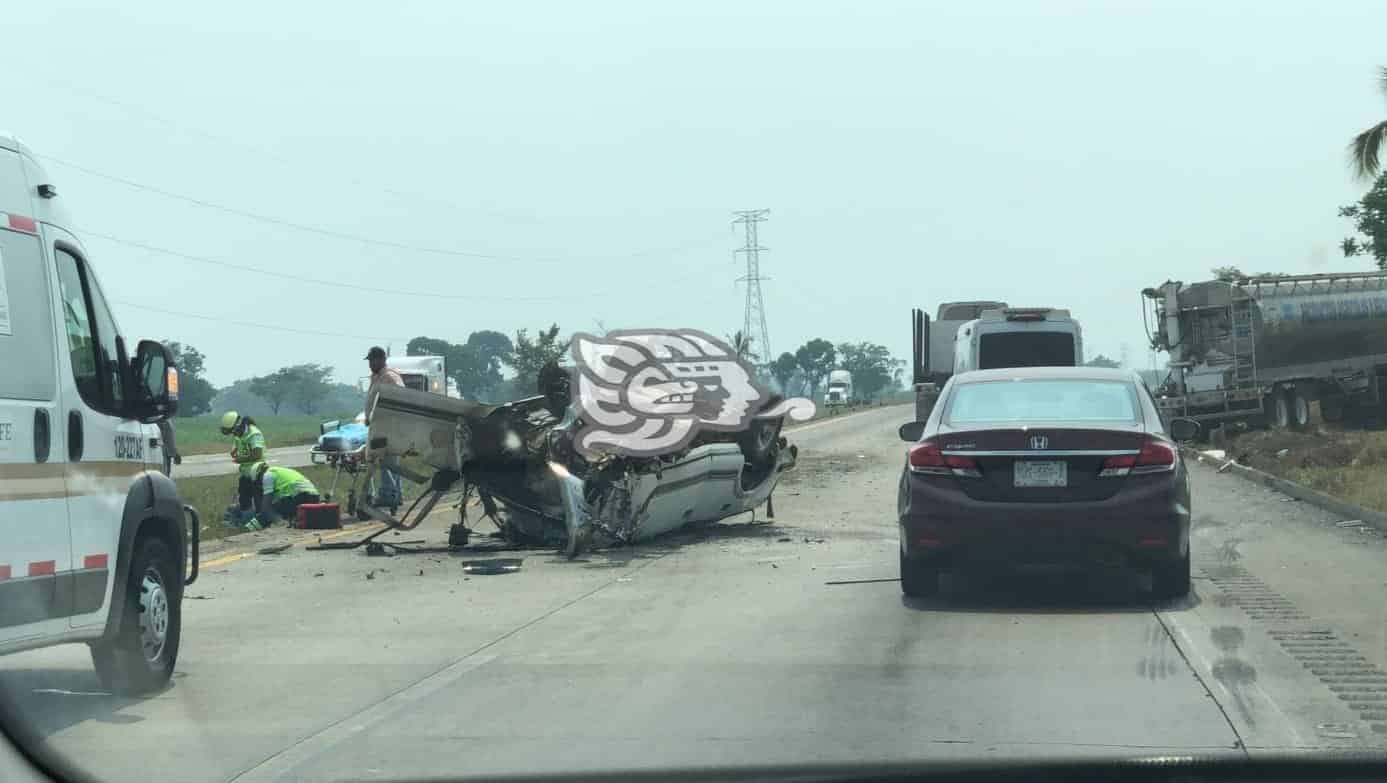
left=173, top=414, right=356, bottom=455
left=181, top=458, right=433, bottom=544
left=1220, top=422, right=1387, bottom=513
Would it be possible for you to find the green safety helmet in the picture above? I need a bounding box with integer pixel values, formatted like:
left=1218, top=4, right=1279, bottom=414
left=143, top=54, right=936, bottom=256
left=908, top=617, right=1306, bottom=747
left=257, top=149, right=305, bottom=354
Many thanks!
left=220, top=411, right=239, bottom=433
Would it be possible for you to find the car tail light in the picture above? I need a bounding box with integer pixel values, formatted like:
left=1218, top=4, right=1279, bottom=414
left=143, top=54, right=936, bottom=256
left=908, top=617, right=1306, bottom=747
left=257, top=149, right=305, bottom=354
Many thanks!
left=909, top=440, right=981, bottom=478
left=1099, top=437, right=1176, bottom=477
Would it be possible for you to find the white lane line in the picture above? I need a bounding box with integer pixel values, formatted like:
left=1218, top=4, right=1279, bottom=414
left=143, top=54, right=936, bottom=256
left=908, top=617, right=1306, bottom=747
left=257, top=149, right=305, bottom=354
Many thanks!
left=229, top=653, right=497, bottom=783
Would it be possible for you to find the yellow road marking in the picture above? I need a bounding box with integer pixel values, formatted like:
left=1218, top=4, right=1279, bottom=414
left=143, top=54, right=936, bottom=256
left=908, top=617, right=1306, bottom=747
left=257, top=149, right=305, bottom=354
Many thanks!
left=199, top=552, right=255, bottom=569
left=198, top=522, right=387, bottom=570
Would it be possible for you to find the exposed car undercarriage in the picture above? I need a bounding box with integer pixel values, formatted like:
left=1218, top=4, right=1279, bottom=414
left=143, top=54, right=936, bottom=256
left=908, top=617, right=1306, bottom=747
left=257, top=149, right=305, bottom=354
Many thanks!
left=361, top=364, right=798, bottom=558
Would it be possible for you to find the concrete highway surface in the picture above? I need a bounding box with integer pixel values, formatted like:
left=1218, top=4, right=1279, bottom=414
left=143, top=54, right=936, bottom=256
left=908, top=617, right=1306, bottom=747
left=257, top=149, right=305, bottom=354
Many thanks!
left=4, top=404, right=1387, bottom=782
left=174, top=445, right=318, bottom=479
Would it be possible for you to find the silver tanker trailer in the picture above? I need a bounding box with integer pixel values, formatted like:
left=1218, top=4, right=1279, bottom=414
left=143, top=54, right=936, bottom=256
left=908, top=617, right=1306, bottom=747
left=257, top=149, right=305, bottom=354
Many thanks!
left=1143, top=271, right=1387, bottom=429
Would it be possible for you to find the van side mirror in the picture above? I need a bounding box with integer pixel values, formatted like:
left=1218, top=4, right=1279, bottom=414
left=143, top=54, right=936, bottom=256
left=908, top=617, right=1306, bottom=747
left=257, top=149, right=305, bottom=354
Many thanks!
left=132, top=340, right=179, bottom=422
left=898, top=421, right=926, bottom=442
left=1168, top=417, right=1200, bottom=443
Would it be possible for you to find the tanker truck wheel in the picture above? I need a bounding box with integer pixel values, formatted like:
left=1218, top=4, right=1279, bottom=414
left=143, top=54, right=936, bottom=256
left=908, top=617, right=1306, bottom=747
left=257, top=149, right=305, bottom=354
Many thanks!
left=1291, top=388, right=1312, bottom=430
left=1269, top=389, right=1292, bottom=430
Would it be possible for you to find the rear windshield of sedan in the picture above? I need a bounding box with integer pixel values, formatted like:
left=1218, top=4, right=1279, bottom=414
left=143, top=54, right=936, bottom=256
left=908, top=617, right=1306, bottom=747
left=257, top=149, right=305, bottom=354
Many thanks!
left=945, top=379, right=1139, bottom=424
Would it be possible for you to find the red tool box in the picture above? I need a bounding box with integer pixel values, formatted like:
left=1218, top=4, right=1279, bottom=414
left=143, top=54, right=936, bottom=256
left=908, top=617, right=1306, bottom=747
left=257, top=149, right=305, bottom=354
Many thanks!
left=297, top=503, right=342, bottom=530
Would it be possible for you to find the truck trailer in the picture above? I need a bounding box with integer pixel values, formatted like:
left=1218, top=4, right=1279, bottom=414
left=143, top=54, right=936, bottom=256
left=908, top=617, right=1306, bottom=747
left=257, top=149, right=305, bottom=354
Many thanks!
left=1144, top=271, right=1387, bottom=429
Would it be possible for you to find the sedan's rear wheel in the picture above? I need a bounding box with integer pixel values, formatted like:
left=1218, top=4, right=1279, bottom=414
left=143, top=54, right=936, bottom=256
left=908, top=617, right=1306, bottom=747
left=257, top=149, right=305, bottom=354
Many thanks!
left=900, top=551, right=940, bottom=598
left=1151, top=550, right=1191, bottom=601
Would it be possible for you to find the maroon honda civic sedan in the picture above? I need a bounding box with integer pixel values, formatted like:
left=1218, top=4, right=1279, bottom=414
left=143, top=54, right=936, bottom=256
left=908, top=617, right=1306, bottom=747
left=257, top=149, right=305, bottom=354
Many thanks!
left=897, top=366, right=1200, bottom=599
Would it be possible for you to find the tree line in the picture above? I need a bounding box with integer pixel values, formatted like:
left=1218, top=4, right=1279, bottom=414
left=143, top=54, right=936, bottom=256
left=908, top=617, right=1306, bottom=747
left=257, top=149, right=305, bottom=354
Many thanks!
left=162, top=324, right=907, bottom=419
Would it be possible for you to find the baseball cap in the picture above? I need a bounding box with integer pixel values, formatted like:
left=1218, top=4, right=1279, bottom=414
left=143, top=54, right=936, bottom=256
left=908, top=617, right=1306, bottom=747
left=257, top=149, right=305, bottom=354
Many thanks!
left=365, top=346, right=386, bottom=360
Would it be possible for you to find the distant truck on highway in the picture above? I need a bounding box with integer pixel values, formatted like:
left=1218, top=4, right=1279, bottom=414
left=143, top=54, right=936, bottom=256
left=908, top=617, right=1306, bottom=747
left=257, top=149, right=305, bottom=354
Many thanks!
left=823, top=369, right=854, bottom=411
left=910, top=302, right=1084, bottom=422
left=1144, top=271, right=1387, bottom=430
left=358, top=354, right=460, bottom=398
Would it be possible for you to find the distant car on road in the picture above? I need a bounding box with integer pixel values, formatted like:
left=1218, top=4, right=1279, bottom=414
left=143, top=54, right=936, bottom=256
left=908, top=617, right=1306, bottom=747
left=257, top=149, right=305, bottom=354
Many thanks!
left=896, top=366, right=1199, bottom=600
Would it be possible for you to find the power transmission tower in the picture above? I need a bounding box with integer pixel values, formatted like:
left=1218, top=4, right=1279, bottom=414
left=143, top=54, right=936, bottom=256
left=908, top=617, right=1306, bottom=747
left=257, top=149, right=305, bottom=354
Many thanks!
left=733, top=209, right=772, bottom=364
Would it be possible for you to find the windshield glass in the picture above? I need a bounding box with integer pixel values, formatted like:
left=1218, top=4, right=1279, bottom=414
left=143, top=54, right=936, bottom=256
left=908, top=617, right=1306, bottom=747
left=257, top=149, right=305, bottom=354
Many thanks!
left=947, top=379, right=1138, bottom=424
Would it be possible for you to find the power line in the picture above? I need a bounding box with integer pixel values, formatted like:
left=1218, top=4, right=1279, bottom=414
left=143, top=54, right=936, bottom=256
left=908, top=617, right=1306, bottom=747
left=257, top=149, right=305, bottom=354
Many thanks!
left=113, top=300, right=413, bottom=342
left=86, top=230, right=587, bottom=303
left=4, top=59, right=544, bottom=226
left=49, top=153, right=729, bottom=269
left=42, top=153, right=559, bottom=263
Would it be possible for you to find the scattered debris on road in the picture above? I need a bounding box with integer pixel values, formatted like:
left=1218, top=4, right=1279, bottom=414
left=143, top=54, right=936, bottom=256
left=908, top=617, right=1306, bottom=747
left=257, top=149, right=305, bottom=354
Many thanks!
left=313, top=571, right=324, bottom=577
left=825, top=577, right=901, bottom=586
left=1338, top=519, right=1364, bottom=528
left=461, top=559, right=522, bottom=575
left=258, top=544, right=292, bottom=555
left=777, top=537, right=792, bottom=542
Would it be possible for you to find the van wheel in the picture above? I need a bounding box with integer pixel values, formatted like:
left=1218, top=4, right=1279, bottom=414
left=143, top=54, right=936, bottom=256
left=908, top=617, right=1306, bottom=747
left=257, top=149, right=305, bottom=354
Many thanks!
left=91, top=537, right=180, bottom=696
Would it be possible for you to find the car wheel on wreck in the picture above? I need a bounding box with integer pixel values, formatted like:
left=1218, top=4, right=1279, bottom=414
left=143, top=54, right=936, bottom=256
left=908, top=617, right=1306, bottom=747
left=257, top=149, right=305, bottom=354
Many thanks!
left=738, top=416, right=783, bottom=466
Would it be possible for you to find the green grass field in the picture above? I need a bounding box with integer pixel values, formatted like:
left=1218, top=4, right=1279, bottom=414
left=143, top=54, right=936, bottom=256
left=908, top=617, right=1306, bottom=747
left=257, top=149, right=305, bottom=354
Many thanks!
left=173, top=413, right=360, bottom=456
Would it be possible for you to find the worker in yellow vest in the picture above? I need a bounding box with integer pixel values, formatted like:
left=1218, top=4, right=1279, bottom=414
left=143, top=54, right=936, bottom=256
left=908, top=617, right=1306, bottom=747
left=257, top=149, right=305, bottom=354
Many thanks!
left=247, top=462, right=322, bottom=529
left=220, top=411, right=266, bottom=525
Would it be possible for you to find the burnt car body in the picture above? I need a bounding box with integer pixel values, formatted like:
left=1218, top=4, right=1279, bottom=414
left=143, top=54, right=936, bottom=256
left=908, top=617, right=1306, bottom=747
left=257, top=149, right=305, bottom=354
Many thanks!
left=896, top=366, right=1199, bottom=599
left=362, top=380, right=797, bottom=557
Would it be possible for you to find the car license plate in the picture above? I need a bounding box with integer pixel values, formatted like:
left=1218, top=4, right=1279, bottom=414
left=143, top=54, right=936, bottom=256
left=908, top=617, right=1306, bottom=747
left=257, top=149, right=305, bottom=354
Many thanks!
left=1014, top=460, right=1067, bottom=488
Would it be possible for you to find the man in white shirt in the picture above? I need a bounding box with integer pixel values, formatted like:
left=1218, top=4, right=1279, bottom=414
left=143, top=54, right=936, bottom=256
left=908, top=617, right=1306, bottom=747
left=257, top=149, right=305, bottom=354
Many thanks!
left=364, top=346, right=405, bottom=509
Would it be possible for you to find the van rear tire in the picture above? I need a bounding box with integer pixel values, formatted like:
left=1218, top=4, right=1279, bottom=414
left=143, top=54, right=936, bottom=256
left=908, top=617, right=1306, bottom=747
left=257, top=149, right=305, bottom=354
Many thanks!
left=91, top=537, right=180, bottom=696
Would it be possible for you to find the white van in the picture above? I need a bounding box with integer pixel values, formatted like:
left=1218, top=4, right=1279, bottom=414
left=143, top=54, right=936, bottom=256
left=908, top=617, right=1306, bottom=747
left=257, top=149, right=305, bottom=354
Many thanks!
left=952, top=307, right=1084, bottom=375
left=0, top=134, right=193, bottom=695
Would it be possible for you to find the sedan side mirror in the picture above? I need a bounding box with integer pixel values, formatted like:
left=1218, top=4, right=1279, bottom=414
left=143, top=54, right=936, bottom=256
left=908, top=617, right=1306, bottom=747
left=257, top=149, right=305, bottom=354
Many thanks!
left=898, top=421, right=926, bottom=442
left=1168, top=417, right=1200, bottom=443
left=132, top=340, right=179, bottom=422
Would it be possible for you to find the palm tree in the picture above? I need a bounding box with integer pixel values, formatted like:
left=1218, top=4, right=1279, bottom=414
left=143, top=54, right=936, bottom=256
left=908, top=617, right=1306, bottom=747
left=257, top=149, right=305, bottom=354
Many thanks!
left=1350, top=68, right=1387, bottom=180
left=726, top=330, right=759, bottom=364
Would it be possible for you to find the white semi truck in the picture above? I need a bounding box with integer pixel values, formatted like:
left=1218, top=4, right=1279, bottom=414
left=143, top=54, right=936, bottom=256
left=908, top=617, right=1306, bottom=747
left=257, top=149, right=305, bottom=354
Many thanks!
left=823, top=369, right=854, bottom=411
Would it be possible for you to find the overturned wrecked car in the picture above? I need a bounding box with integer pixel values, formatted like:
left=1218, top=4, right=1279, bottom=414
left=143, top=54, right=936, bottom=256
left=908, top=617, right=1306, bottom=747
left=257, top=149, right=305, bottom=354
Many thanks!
left=358, top=340, right=806, bottom=558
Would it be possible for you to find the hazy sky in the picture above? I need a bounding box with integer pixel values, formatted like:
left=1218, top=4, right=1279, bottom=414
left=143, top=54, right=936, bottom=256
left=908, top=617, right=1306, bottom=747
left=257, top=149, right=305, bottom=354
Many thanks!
left=4, top=0, right=1383, bottom=388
